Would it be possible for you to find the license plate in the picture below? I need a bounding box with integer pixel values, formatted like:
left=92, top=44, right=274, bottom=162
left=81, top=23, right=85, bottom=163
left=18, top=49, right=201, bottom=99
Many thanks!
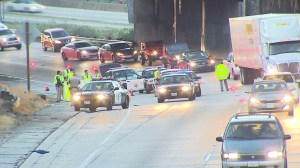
left=266, top=103, right=275, bottom=108
left=84, top=101, right=90, bottom=104
left=171, top=93, right=177, bottom=96
left=247, top=161, right=259, bottom=167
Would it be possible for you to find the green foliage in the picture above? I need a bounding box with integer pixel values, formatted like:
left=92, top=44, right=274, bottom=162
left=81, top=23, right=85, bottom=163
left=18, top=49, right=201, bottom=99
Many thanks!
left=5, top=22, right=134, bottom=41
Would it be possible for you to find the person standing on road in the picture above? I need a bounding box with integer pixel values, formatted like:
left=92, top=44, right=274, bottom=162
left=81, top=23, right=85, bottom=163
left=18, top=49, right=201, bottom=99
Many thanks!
left=82, top=70, right=92, bottom=83
left=161, top=55, right=168, bottom=68
left=94, top=70, right=102, bottom=80
left=215, top=61, right=229, bottom=92
left=69, top=72, right=81, bottom=105
left=54, top=71, right=64, bottom=102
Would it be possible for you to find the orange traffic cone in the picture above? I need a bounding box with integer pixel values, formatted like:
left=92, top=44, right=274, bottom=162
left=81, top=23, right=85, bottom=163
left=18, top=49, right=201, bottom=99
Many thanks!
left=45, top=84, right=49, bottom=91
left=130, top=88, right=134, bottom=96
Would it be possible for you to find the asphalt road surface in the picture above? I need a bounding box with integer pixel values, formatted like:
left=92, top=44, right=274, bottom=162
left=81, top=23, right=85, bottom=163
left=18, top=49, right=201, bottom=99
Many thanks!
left=4, top=6, right=132, bottom=28
left=1, top=44, right=300, bottom=167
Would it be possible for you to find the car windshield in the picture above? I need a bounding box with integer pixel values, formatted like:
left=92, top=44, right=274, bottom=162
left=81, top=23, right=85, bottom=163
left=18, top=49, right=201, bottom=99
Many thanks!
left=183, top=72, right=197, bottom=80
left=252, top=82, right=287, bottom=92
left=51, top=30, right=70, bottom=38
left=226, top=122, right=280, bottom=139
left=264, top=75, right=294, bottom=83
left=75, top=42, right=92, bottom=48
left=82, top=82, right=113, bottom=91
left=160, top=75, right=189, bottom=85
left=144, top=70, right=156, bottom=78
left=0, top=29, right=13, bottom=36
left=111, top=43, right=131, bottom=50
left=113, top=69, right=139, bottom=80
left=269, top=41, right=300, bottom=55
left=185, top=51, right=208, bottom=60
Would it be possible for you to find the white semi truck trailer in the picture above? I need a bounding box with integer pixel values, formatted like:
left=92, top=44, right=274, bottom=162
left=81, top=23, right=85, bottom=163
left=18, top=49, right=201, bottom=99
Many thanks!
left=229, top=14, right=300, bottom=84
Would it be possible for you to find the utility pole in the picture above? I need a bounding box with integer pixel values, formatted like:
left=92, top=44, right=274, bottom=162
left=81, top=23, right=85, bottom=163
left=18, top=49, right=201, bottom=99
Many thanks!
left=243, top=0, right=246, bottom=16
left=201, top=0, right=206, bottom=51
left=26, top=22, right=31, bottom=91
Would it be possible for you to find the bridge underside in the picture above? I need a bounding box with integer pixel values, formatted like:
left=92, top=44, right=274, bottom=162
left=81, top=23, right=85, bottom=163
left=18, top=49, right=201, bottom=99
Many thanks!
left=134, top=0, right=300, bottom=56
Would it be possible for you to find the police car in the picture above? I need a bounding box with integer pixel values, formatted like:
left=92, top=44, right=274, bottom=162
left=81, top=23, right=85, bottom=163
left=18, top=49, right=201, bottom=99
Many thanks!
left=141, top=67, right=166, bottom=94
left=72, top=80, right=130, bottom=112
left=161, top=69, right=202, bottom=97
left=157, top=73, right=195, bottom=103
left=102, top=67, right=145, bottom=93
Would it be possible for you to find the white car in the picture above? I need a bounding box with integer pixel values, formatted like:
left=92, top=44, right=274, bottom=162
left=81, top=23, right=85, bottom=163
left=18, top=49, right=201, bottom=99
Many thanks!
left=0, top=28, right=22, bottom=51
left=6, top=0, right=46, bottom=13
left=223, top=52, right=240, bottom=80
left=263, top=72, right=299, bottom=103
left=0, top=23, right=8, bottom=29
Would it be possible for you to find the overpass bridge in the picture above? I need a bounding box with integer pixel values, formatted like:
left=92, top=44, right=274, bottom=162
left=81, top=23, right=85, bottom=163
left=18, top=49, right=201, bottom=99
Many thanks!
left=132, top=0, right=300, bottom=55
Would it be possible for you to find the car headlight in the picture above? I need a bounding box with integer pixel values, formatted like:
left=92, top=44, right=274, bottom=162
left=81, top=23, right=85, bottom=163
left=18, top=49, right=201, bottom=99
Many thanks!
left=182, top=86, right=190, bottom=91
left=250, top=97, right=259, bottom=104
left=116, top=52, right=124, bottom=56
left=2, top=38, right=7, bottom=42
left=133, top=50, right=138, bottom=54
left=54, top=40, right=61, bottom=44
left=152, top=51, right=157, bottom=55
left=223, top=153, right=240, bottom=159
left=190, top=62, right=196, bottom=67
left=73, top=95, right=80, bottom=101
left=210, top=59, right=215, bottom=64
left=71, top=37, right=76, bottom=42
left=158, top=88, right=167, bottom=93
left=97, top=95, right=106, bottom=100
left=81, top=50, right=88, bottom=54
left=175, top=55, right=180, bottom=60
left=282, top=95, right=291, bottom=102
left=16, top=37, right=20, bottom=41
left=267, top=151, right=283, bottom=158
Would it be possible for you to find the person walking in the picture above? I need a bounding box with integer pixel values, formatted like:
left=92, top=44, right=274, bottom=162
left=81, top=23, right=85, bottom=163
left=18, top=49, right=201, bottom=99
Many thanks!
left=54, top=71, right=64, bottom=102
left=69, top=72, right=81, bottom=105
left=215, top=61, right=230, bottom=92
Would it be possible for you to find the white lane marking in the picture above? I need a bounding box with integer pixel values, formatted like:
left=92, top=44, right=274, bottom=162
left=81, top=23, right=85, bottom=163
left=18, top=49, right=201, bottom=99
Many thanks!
left=0, top=74, right=55, bottom=86
left=204, top=153, right=212, bottom=162
left=79, top=108, right=132, bottom=168
left=42, top=54, right=59, bottom=58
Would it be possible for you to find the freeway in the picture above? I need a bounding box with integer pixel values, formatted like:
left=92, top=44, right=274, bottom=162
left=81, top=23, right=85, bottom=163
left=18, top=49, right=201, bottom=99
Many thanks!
left=4, top=6, right=132, bottom=28
left=0, top=44, right=300, bottom=167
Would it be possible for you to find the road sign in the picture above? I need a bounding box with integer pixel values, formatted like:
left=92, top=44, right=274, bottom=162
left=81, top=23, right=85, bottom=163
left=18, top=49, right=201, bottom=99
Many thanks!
left=15, top=22, right=40, bottom=44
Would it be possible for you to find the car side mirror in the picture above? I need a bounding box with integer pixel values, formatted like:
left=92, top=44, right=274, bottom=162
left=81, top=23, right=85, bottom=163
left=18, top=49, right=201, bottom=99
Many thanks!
left=244, top=90, right=251, bottom=94
left=114, top=87, right=119, bottom=90
left=216, top=136, right=223, bottom=142
left=284, top=134, right=291, bottom=140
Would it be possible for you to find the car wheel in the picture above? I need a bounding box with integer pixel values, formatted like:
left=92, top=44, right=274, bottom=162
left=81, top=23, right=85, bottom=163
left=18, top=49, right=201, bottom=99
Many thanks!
left=16, top=44, right=21, bottom=50
left=146, top=88, right=151, bottom=94
left=52, top=45, right=58, bottom=52
left=196, top=87, right=201, bottom=97
left=77, top=53, right=82, bottom=61
left=106, top=99, right=113, bottom=110
left=284, top=156, right=287, bottom=168
left=74, top=105, right=80, bottom=111
left=188, top=93, right=195, bottom=101
left=139, top=90, right=144, bottom=93
left=0, top=44, right=4, bottom=51
left=288, top=108, right=294, bottom=116
left=158, top=97, right=164, bottom=103
left=62, top=52, right=68, bottom=61
left=89, top=106, right=96, bottom=112
left=121, top=97, right=129, bottom=109
left=100, top=55, right=105, bottom=63
left=42, top=43, right=47, bottom=51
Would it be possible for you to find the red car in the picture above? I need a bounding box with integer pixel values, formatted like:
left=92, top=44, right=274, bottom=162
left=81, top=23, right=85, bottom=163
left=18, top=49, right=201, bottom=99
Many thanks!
left=60, top=41, right=99, bottom=61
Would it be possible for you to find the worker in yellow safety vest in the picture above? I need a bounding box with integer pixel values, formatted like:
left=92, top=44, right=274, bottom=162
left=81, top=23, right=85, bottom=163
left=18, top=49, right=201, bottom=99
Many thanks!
left=82, top=70, right=92, bottom=84
left=215, top=61, right=230, bottom=92
left=54, top=71, right=64, bottom=102
left=94, top=70, right=102, bottom=80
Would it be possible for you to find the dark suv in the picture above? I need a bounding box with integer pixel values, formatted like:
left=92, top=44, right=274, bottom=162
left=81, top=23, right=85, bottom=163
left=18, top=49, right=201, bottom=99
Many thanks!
left=216, top=113, right=291, bottom=168
left=41, top=28, right=74, bottom=52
